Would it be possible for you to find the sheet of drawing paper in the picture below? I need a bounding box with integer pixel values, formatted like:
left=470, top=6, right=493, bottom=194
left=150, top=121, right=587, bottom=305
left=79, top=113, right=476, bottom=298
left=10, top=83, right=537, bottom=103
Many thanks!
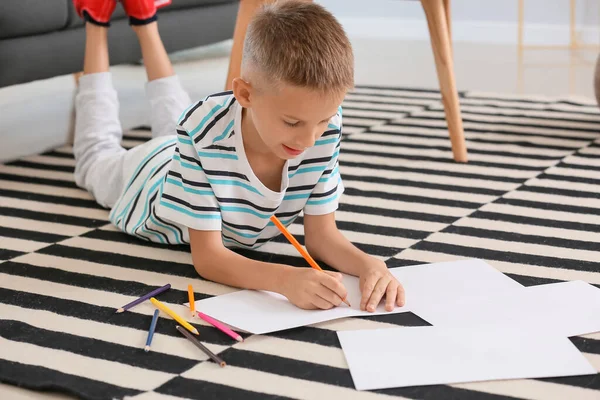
left=337, top=326, right=596, bottom=391
left=192, top=259, right=523, bottom=334
left=413, top=280, right=600, bottom=337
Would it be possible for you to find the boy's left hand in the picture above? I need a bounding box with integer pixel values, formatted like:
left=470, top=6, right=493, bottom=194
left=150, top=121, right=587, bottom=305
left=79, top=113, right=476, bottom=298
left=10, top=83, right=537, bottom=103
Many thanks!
left=359, top=258, right=405, bottom=312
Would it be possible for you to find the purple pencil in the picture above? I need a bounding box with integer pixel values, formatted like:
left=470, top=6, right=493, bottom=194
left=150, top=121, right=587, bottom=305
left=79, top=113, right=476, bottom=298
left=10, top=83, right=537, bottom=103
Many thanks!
left=115, top=284, right=171, bottom=313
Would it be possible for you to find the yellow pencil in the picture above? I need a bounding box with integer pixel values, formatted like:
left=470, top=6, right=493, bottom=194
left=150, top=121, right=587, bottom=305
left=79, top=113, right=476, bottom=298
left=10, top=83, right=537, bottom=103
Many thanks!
left=150, top=297, right=199, bottom=335
left=188, top=284, right=196, bottom=317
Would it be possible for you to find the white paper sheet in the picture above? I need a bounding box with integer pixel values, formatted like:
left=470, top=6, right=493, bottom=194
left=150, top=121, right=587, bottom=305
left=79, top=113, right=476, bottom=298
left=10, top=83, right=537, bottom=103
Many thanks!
left=413, top=280, right=600, bottom=337
left=337, top=326, right=597, bottom=391
left=193, top=259, right=523, bottom=334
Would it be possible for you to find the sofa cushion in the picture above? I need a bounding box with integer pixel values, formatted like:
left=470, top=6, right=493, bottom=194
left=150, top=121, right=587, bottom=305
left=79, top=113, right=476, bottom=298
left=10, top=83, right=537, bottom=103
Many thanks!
left=1, top=1, right=238, bottom=88
left=0, top=0, right=69, bottom=39
left=67, top=0, right=238, bottom=29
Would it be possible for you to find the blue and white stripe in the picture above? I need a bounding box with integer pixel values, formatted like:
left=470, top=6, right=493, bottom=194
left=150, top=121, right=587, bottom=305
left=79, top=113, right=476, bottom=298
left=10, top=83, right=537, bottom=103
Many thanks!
left=110, top=92, right=344, bottom=248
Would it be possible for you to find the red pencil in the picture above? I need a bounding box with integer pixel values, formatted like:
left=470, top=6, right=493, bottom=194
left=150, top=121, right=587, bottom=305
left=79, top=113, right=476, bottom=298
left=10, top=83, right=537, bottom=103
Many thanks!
left=198, top=311, right=243, bottom=342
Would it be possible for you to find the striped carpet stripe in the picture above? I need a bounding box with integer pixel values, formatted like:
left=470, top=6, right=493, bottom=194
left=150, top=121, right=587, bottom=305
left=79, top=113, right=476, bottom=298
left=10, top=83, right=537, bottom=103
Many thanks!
left=1, top=86, right=599, bottom=400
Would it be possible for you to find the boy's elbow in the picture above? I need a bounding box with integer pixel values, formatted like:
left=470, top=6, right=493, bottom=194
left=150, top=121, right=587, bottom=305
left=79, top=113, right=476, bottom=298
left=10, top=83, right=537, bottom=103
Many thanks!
left=189, top=228, right=226, bottom=280
left=193, top=259, right=211, bottom=279
left=190, top=247, right=221, bottom=280
left=305, top=236, right=323, bottom=259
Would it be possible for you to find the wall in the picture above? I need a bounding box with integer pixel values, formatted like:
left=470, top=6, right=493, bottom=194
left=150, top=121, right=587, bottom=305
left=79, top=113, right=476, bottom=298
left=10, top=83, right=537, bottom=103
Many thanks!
left=317, top=0, right=600, bottom=45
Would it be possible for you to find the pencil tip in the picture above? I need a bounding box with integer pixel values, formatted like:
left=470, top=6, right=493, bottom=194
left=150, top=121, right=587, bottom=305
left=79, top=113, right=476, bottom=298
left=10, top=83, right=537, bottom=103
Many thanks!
left=115, top=308, right=124, bottom=314
left=193, top=329, right=199, bottom=335
left=236, top=337, right=243, bottom=342
left=144, top=346, right=150, bottom=352
left=220, top=362, right=226, bottom=368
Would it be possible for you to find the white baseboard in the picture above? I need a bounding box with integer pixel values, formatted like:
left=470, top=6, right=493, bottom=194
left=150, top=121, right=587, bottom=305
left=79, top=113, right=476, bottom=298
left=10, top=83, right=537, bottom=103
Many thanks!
left=340, top=17, right=600, bottom=46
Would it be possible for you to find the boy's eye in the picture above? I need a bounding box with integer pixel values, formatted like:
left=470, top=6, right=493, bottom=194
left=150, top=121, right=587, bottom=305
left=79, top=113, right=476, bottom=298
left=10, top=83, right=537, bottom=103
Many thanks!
left=284, top=120, right=299, bottom=127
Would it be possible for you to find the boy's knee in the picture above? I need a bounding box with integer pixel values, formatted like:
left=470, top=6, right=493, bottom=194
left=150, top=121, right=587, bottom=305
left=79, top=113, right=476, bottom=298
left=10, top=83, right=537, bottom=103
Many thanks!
left=73, top=156, right=92, bottom=190
left=73, top=151, right=126, bottom=209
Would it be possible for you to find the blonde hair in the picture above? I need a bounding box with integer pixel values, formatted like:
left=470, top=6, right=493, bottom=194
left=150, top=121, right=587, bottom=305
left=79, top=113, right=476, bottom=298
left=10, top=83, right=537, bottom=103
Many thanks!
left=241, top=0, right=354, bottom=93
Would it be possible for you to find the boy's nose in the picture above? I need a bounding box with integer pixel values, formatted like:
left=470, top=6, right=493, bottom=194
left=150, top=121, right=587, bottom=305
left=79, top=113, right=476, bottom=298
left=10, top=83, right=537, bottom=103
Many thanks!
left=295, top=129, right=317, bottom=149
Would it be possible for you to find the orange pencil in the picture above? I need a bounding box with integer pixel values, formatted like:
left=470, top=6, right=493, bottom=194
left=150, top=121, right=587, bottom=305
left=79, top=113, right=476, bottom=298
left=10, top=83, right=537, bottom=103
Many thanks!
left=269, top=215, right=351, bottom=307
left=188, top=284, right=195, bottom=317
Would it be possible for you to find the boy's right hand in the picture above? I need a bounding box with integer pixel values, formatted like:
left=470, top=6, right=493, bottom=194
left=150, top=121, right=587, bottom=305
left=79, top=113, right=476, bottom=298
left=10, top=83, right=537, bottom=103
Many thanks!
left=281, top=268, right=348, bottom=310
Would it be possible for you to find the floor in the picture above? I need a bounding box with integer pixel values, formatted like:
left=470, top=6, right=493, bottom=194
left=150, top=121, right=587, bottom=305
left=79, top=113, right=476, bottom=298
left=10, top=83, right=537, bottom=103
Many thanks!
left=173, top=37, right=600, bottom=100
left=1, top=36, right=598, bottom=399
left=350, top=38, right=598, bottom=100
left=1, top=37, right=598, bottom=162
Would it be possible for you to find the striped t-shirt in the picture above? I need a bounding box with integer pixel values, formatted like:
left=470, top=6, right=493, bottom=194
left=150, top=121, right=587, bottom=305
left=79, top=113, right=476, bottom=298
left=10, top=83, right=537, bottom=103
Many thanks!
left=109, top=91, right=344, bottom=249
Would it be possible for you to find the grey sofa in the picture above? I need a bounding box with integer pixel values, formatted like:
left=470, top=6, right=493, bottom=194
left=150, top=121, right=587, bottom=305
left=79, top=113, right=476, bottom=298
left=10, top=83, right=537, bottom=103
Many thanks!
left=0, top=0, right=239, bottom=162
left=0, top=0, right=239, bottom=88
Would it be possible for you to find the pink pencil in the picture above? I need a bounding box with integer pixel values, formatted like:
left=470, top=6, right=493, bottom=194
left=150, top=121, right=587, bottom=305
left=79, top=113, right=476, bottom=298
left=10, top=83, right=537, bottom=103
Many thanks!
left=197, top=311, right=243, bottom=342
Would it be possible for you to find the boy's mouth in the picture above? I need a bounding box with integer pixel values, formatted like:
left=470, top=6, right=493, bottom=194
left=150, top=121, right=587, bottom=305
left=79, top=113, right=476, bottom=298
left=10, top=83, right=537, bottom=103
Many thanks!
left=282, top=144, right=303, bottom=156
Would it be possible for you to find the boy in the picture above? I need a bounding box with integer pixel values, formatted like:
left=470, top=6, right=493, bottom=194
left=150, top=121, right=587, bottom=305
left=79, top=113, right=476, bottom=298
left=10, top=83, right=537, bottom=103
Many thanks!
left=73, top=0, right=405, bottom=312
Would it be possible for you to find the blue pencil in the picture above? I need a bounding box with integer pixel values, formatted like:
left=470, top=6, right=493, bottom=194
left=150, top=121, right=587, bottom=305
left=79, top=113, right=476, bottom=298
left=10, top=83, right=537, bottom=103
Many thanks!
left=144, top=309, right=160, bottom=352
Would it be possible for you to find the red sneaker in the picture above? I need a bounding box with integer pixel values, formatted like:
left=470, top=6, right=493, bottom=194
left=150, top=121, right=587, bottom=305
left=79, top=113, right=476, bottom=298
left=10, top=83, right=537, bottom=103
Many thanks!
left=121, top=0, right=172, bottom=25
left=73, top=0, right=117, bottom=26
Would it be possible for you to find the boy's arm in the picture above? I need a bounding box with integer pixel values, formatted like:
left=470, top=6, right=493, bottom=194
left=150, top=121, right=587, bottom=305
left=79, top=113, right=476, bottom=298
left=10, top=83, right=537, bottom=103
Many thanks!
left=304, top=212, right=405, bottom=312
left=188, top=228, right=348, bottom=310
left=189, top=228, right=290, bottom=292
left=303, top=212, right=370, bottom=277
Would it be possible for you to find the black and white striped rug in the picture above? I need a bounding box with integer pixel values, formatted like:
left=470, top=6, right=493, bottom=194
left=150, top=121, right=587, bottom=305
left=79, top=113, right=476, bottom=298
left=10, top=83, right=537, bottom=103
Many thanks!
left=1, top=86, right=599, bottom=400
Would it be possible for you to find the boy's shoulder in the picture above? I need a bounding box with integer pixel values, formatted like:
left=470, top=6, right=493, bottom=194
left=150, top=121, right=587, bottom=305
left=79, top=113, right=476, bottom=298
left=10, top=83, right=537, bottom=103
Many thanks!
left=177, top=91, right=237, bottom=148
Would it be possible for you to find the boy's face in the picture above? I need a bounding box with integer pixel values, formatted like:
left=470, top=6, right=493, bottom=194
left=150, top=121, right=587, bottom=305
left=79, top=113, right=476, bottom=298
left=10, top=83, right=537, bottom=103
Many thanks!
left=235, top=78, right=346, bottom=160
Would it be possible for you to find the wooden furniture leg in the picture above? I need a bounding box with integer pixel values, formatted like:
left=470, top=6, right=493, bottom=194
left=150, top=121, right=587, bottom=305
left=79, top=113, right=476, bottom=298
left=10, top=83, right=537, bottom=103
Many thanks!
left=225, top=0, right=313, bottom=90
left=443, top=0, right=451, bottom=40
left=443, top=0, right=452, bottom=54
left=225, top=0, right=266, bottom=90
left=421, top=0, right=467, bottom=162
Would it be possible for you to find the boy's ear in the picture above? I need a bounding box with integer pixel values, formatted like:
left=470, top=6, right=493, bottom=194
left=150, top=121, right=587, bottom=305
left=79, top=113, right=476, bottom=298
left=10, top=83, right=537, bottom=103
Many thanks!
left=232, top=77, right=253, bottom=108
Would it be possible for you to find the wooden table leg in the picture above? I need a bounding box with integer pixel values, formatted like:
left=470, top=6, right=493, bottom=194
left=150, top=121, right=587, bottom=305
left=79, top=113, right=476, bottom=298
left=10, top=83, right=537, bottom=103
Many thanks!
left=421, top=0, right=467, bottom=162
left=224, top=0, right=313, bottom=91
left=443, top=0, right=451, bottom=41
left=443, top=0, right=452, bottom=54
left=225, top=0, right=266, bottom=91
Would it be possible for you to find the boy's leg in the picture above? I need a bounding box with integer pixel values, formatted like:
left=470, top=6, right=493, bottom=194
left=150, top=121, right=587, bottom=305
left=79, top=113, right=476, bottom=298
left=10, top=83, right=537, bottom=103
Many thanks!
left=134, top=22, right=191, bottom=139
left=74, top=23, right=127, bottom=208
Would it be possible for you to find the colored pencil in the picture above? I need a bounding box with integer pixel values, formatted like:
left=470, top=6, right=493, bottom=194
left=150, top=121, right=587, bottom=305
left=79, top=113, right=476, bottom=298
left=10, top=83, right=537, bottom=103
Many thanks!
left=144, top=309, right=160, bottom=352
left=150, top=297, right=199, bottom=335
left=188, top=284, right=196, bottom=317
left=115, top=284, right=171, bottom=313
left=269, top=215, right=351, bottom=306
left=176, top=325, right=226, bottom=367
left=197, top=311, right=243, bottom=342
